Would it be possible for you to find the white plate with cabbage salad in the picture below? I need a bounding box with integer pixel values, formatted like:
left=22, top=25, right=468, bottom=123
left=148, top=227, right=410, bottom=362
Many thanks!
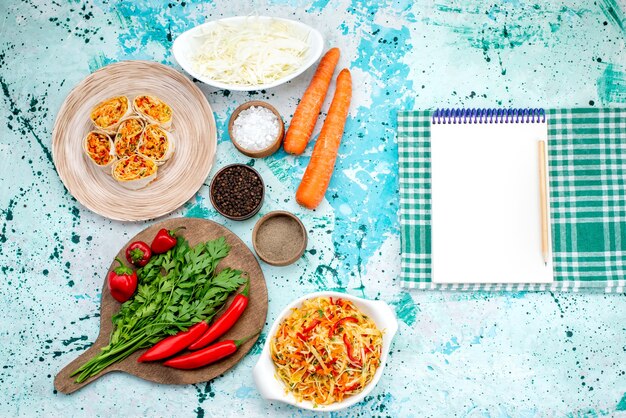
left=252, top=291, right=398, bottom=411
left=172, top=16, right=324, bottom=91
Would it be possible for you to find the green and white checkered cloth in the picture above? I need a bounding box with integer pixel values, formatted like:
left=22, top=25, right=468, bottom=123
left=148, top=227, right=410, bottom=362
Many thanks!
left=397, top=108, right=626, bottom=292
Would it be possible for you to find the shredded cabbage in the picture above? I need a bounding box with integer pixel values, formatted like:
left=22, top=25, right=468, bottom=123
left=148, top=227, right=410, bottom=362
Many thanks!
left=190, top=18, right=310, bottom=86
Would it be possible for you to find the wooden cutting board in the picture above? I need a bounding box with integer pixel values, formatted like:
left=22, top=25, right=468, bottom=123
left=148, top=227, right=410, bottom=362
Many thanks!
left=54, top=218, right=268, bottom=394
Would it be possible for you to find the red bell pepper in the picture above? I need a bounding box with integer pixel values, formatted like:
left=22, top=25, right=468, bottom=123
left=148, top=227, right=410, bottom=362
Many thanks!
left=315, top=357, right=337, bottom=373
left=125, top=241, right=152, bottom=267
left=137, top=321, right=209, bottom=362
left=107, top=257, right=137, bottom=303
left=302, top=319, right=321, bottom=334
left=296, top=318, right=321, bottom=342
left=343, top=333, right=362, bottom=367
left=164, top=333, right=259, bottom=370
left=150, top=226, right=186, bottom=254
left=328, top=316, right=358, bottom=338
left=344, top=382, right=360, bottom=392
left=188, top=279, right=250, bottom=350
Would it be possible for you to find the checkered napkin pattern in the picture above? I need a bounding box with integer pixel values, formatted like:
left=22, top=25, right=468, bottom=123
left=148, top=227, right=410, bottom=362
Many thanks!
left=397, top=108, right=626, bottom=292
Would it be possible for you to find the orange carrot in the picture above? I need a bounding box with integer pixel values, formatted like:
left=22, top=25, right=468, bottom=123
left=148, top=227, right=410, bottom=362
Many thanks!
left=283, top=48, right=340, bottom=155
left=296, top=68, right=352, bottom=209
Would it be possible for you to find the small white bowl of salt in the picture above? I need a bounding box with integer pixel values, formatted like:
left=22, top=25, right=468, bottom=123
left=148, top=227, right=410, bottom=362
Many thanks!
left=228, top=101, right=284, bottom=158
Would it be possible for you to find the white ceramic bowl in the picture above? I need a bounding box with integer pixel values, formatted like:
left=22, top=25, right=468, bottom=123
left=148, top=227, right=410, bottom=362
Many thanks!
left=253, top=291, right=398, bottom=412
left=172, top=16, right=324, bottom=91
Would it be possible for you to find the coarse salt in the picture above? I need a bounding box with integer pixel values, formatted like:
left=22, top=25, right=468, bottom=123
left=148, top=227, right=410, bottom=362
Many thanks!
left=232, top=106, right=279, bottom=151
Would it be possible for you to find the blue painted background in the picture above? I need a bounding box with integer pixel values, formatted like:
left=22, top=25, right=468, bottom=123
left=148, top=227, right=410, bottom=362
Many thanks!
left=1, top=0, right=625, bottom=416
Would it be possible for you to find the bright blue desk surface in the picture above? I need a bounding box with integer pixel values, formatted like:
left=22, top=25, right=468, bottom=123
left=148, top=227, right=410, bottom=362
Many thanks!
left=1, top=1, right=625, bottom=416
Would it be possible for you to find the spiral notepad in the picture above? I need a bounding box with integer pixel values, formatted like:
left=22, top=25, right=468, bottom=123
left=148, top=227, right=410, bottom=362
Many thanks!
left=428, top=108, right=553, bottom=284
left=398, top=107, right=626, bottom=291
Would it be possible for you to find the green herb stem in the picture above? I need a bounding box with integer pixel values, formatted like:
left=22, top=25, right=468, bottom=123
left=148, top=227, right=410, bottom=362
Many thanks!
left=71, top=237, right=246, bottom=383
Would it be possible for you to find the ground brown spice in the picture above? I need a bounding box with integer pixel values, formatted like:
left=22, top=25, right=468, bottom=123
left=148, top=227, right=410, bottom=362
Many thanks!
left=256, top=215, right=304, bottom=262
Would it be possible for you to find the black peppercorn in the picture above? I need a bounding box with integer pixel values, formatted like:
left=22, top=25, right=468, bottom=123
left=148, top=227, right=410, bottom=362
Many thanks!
left=210, top=164, right=264, bottom=219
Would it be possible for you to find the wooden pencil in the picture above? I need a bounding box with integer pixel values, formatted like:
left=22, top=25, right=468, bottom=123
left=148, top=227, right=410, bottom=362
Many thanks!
left=538, top=140, right=549, bottom=265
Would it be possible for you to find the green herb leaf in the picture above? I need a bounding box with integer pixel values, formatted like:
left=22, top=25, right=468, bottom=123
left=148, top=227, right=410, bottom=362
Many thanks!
left=72, top=236, right=246, bottom=383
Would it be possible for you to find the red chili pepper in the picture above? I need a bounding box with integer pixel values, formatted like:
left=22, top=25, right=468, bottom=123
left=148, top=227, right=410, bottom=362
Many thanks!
left=297, top=332, right=308, bottom=342
left=125, top=241, right=152, bottom=267
left=343, top=333, right=362, bottom=367
left=188, top=279, right=250, bottom=350
left=150, top=226, right=186, bottom=254
left=107, top=257, right=137, bottom=303
left=328, top=316, right=358, bottom=338
left=329, top=297, right=334, bottom=305
left=302, top=319, right=320, bottom=334
left=164, top=333, right=259, bottom=370
left=137, top=321, right=209, bottom=362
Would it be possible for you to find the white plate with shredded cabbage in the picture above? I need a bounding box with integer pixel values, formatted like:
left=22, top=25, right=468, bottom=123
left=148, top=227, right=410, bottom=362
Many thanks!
left=172, top=16, right=324, bottom=91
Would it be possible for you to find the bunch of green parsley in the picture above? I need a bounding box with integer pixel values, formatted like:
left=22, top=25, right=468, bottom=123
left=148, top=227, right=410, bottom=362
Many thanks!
left=72, top=236, right=246, bottom=383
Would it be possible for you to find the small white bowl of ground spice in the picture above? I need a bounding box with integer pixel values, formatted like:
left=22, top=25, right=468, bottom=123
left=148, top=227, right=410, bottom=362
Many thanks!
left=252, top=211, right=307, bottom=266
left=228, top=101, right=284, bottom=158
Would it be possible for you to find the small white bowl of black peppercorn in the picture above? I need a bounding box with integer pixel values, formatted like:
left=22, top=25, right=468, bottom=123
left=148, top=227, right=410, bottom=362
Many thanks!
left=210, top=164, right=264, bottom=220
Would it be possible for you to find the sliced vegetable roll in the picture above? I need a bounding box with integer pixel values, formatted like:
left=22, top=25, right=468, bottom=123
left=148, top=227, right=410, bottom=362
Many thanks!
left=137, top=124, right=175, bottom=165
left=83, top=131, right=116, bottom=172
left=111, top=154, right=158, bottom=190
left=114, top=117, right=144, bottom=158
left=90, top=96, right=132, bottom=133
left=133, top=95, right=173, bottom=129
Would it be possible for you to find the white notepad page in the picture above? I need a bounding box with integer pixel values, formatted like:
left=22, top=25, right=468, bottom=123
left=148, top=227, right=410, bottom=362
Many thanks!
left=430, top=119, right=553, bottom=284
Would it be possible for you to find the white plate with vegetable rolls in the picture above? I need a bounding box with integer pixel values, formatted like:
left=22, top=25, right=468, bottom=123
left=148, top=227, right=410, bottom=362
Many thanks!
left=253, top=291, right=398, bottom=411
left=172, top=16, right=324, bottom=91
left=52, top=60, right=216, bottom=221
left=54, top=218, right=268, bottom=394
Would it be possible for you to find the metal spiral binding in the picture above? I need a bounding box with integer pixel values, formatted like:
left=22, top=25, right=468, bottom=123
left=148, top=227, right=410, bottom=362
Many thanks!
left=431, top=108, right=546, bottom=124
